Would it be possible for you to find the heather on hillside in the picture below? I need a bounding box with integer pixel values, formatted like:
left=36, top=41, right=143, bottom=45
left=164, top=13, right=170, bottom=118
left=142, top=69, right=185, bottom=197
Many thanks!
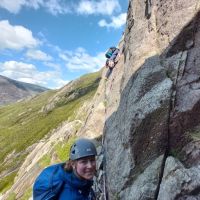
left=0, top=71, right=101, bottom=193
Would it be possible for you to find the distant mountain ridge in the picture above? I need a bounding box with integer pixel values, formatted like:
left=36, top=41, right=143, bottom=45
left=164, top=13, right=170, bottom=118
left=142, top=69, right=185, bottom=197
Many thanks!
left=0, top=75, right=49, bottom=105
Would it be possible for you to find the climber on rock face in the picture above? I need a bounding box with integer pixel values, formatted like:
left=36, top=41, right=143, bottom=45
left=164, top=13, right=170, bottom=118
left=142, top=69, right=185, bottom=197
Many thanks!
left=33, top=138, right=97, bottom=200
left=105, top=46, right=120, bottom=79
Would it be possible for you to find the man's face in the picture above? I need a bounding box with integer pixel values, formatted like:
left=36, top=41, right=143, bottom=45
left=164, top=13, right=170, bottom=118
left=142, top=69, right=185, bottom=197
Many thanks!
left=74, top=156, right=96, bottom=180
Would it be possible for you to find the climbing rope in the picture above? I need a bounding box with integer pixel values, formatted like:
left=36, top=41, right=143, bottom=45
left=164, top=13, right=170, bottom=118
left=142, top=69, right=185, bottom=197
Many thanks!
left=101, top=78, right=108, bottom=200
left=101, top=49, right=123, bottom=200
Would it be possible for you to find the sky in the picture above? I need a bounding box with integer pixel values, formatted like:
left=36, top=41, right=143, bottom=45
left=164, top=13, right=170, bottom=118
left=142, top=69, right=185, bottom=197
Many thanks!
left=0, top=0, right=129, bottom=89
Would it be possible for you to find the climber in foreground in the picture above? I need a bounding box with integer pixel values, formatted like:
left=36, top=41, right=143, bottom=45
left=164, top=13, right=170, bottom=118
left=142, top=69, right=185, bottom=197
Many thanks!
left=33, top=138, right=97, bottom=200
left=105, top=46, right=120, bottom=79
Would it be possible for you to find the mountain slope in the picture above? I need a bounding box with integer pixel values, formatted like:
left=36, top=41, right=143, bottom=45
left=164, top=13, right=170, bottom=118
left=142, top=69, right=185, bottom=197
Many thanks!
left=0, top=75, right=49, bottom=106
left=0, top=71, right=101, bottom=198
left=2, top=1, right=200, bottom=199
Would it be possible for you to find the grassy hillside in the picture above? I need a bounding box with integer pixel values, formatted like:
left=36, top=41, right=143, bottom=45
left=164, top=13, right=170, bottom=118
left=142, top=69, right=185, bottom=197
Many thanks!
left=0, top=71, right=101, bottom=193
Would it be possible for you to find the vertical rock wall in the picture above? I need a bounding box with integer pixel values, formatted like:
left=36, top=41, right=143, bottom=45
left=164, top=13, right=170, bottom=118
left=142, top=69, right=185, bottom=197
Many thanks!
left=104, top=0, right=200, bottom=199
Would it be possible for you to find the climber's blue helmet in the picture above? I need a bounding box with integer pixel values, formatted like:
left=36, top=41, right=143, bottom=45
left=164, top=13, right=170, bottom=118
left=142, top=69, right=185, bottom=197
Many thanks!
left=70, top=138, right=97, bottom=160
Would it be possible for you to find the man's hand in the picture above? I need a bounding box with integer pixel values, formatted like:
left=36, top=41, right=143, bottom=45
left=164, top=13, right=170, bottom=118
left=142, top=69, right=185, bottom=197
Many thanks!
left=108, top=60, right=114, bottom=68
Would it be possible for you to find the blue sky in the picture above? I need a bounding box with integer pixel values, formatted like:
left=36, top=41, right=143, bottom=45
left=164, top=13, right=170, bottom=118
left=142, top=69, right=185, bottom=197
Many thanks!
left=0, top=0, right=128, bottom=89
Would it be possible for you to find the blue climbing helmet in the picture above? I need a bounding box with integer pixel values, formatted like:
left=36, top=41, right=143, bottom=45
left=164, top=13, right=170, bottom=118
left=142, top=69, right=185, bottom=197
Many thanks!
left=70, top=138, right=97, bottom=160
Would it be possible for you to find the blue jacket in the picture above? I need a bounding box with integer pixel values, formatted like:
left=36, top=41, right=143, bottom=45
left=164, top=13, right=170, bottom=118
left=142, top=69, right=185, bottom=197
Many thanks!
left=109, top=48, right=119, bottom=61
left=33, top=163, right=94, bottom=200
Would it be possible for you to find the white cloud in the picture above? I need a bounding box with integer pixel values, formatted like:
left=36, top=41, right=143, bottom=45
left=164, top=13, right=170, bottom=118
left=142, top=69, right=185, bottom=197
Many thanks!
left=59, top=47, right=105, bottom=72
left=41, top=0, right=70, bottom=15
left=76, top=0, right=121, bottom=15
left=0, top=61, right=46, bottom=85
left=0, top=61, right=36, bottom=72
left=0, top=60, right=66, bottom=88
left=53, top=79, right=69, bottom=89
left=98, top=12, right=127, bottom=29
left=24, top=0, right=43, bottom=10
left=0, top=0, right=70, bottom=15
left=0, top=20, right=39, bottom=50
left=0, top=0, right=25, bottom=14
left=26, top=49, right=52, bottom=61
left=0, top=0, right=122, bottom=16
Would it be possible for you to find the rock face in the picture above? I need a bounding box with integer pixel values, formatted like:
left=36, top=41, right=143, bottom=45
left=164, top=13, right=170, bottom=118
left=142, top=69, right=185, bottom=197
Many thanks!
left=103, top=0, right=200, bottom=199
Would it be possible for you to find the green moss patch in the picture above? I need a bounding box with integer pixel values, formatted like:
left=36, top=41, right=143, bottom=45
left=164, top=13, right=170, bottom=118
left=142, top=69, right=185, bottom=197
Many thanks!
left=20, top=187, right=32, bottom=200
left=191, top=130, right=200, bottom=140
left=7, top=192, right=16, bottom=200
left=0, top=171, right=17, bottom=194
left=55, top=137, right=77, bottom=162
left=38, top=154, right=51, bottom=168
